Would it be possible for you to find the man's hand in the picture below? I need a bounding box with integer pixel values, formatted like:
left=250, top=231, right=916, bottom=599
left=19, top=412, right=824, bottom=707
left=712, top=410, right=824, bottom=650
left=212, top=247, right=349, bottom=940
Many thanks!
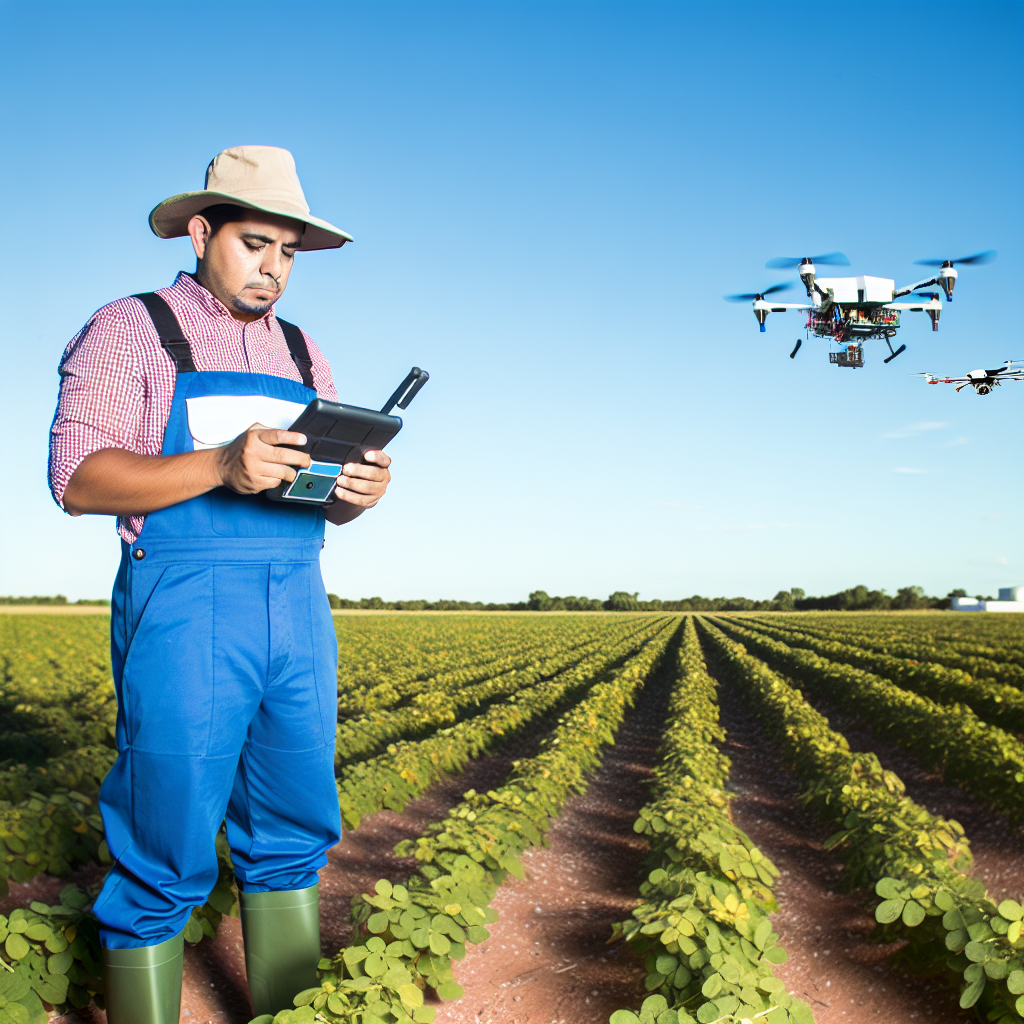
left=325, top=450, right=392, bottom=525
left=215, top=424, right=311, bottom=494
left=336, top=450, right=391, bottom=507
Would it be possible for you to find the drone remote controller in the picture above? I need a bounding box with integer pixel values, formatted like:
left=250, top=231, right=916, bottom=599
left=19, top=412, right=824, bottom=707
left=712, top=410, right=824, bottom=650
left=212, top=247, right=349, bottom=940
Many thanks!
left=267, top=367, right=430, bottom=506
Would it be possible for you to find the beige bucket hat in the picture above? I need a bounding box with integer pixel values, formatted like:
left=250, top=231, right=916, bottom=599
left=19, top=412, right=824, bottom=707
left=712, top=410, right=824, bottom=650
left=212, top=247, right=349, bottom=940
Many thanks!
left=149, top=145, right=353, bottom=250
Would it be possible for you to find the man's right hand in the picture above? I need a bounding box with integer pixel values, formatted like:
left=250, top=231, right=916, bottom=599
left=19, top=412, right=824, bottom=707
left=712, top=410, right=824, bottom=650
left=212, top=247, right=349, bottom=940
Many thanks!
left=215, top=424, right=312, bottom=494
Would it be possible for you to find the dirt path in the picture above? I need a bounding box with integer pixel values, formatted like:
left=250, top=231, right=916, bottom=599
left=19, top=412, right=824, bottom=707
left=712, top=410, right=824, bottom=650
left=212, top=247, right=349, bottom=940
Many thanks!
left=433, top=668, right=675, bottom=1024
left=714, top=678, right=967, bottom=1023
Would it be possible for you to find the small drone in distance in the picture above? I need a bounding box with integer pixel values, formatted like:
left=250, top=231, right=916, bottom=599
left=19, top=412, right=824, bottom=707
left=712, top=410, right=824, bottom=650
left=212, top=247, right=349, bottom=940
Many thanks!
left=725, top=251, right=995, bottom=368
left=914, top=360, right=1024, bottom=396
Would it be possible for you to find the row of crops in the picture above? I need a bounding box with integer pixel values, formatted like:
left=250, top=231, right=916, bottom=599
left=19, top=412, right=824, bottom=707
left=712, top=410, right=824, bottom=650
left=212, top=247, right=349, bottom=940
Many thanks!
left=1, top=610, right=1023, bottom=1024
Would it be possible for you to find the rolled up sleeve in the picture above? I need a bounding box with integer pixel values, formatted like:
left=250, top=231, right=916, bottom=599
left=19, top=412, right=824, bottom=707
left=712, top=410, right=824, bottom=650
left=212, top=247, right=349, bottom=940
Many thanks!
left=48, top=305, right=145, bottom=509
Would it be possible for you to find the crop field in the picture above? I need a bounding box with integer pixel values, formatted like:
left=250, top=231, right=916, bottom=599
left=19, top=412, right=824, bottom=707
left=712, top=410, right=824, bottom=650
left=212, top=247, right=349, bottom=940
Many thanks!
left=1, top=611, right=1023, bottom=1024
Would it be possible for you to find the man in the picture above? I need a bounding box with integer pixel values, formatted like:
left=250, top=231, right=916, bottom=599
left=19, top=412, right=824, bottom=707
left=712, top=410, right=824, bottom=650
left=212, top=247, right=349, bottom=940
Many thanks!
left=49, top=145, right=390, bottom=1022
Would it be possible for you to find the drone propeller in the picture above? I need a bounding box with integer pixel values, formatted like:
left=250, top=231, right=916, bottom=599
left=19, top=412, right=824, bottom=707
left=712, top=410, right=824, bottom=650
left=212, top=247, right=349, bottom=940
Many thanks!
left=914, top=250, right=996, bottom=267
left=765, top=252, right=850, bottom=270
left=789, top=339, right=802, bottom=359
left=723, top=283, right=793, bottom=302
left=911, top=291, right=940, bottom=301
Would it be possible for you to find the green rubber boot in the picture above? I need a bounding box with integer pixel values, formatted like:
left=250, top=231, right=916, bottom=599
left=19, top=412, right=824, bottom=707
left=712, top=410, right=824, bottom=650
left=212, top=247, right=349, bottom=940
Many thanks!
left=102, top=931, right=184, bottom=1024
left=240, top=883, right=322, bottom=1016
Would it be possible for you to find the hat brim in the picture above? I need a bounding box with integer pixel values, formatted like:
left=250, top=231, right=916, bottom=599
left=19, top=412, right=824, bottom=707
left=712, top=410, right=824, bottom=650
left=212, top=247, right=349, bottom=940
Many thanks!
left=149, top=191, right=353, bottom=251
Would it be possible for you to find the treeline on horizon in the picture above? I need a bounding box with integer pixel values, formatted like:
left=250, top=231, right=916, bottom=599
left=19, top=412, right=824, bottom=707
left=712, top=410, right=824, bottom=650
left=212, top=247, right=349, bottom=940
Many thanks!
left=325, top=584, right=988, bottom=613
left=1, top=584, right=991, bottom=612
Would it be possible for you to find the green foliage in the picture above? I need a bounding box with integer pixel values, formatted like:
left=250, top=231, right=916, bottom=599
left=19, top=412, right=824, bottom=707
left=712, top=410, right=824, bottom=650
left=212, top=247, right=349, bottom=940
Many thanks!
left=608, top=618, right=813, bottom=1024
left=526, top=590, right=606, bottom=611
left=328, top=595, right=529, bottom=611
left=335, top=620, right=666, bottom=831
left=0, top=783, right=109, bottom=898
left=609, top=993, right=696, bottom=1023
left=700, top=617, right=1024, bottom=1023
left=753, top=613, right=1024, bottom=690
left=333, top=616, right=626, bottom=712
left=0, top=884, right=102, bottom=1019
left=0, top=617, right=117, bottom=764
left=701, top=618, right=973, bottom=886
left=0, top=617, right=119, bottom=896
left=793, top=584, right=914, bottom=611
left=870, top=876, right=1024, bottom=1020
left=5, top=611, right=1022, bottom=1022
left=334, top=619, right=651, bottom=765
left=742, top=617, right=1024, bottom=731
left=714, top=617, right=1024, bottom=825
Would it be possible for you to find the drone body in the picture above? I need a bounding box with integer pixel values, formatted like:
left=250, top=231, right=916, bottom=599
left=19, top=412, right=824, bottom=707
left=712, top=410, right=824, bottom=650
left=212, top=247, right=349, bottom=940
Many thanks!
left=916, top=360, right=1024, bottom=395
left=725, top=251, right=994, bottom=367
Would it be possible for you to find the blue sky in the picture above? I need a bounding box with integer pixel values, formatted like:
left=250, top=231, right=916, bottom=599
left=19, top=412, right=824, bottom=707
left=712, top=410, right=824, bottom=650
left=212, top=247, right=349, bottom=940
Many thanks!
left=0, top=0, right=1021, bottom=603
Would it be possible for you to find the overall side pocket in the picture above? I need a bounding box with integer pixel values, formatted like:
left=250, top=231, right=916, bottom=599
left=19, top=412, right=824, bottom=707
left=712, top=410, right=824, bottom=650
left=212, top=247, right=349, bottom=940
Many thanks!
left=120, top=564, right=214, bottom=755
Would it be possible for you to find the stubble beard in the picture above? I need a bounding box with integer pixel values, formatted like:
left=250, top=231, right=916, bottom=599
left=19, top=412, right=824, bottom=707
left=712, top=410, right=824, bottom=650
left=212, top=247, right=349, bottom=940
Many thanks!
left=231, top=278, right=281, bottom=317
left=231, top=293, right=276, bottom=317
left=195, top=259, right=278, bottom=317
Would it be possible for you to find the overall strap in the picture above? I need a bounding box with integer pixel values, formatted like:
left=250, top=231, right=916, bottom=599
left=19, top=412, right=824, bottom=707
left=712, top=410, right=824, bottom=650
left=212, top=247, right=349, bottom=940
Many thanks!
left=132, top=292, right=197, bottom=373
left=277, top=318, right=315, bottom=389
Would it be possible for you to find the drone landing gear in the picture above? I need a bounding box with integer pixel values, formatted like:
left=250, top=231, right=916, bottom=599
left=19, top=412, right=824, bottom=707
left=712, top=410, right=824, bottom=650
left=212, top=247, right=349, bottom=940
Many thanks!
left=789, top=339, right=802, bottom=359
left=883, top=338, right=906, bottom=364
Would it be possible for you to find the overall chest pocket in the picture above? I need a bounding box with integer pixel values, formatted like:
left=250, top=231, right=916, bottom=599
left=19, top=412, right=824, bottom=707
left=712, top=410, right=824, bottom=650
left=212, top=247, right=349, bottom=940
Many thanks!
left=184, top=392, right=324, bottom=538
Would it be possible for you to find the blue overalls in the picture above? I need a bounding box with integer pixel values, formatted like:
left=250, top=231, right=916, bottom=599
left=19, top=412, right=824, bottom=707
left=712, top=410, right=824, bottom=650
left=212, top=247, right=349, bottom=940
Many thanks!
left=93, top=293, right=342, bottom=950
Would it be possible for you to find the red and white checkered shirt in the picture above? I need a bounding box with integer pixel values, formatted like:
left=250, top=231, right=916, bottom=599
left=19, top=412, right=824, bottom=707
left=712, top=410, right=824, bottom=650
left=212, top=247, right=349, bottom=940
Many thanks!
left=49, top=271, right=338, bottom=542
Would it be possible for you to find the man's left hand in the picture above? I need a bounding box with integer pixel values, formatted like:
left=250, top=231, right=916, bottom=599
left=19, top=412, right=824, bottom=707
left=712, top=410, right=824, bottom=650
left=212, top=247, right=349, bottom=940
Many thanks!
left=335, top=450, right=391, bottom=508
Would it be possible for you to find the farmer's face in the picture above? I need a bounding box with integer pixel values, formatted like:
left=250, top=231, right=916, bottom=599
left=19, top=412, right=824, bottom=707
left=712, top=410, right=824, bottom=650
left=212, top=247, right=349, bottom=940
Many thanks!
left=188, top=211, right=304, bottom=322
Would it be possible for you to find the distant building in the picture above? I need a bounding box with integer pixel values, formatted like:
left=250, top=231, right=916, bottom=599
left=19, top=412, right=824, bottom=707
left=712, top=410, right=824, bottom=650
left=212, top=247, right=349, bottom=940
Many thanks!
left=951, top=586, right=1024, bottom=612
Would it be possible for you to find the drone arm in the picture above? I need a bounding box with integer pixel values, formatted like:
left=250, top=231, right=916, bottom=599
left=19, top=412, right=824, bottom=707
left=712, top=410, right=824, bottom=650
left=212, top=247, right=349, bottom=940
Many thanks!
left=752, top=300, right=812, bottom=315
left=893, top=275, right=943, bottom=298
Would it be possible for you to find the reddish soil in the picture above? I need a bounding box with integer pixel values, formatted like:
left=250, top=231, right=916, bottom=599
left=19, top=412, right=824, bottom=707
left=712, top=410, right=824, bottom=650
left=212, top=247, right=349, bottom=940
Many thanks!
left=714, top=678, right=968, bottom=1023
left=433, top=668, right=675, bottom=1023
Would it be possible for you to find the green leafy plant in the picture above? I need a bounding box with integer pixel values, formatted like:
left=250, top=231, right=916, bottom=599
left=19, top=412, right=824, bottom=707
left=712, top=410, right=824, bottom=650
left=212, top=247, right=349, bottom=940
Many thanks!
left=740, top=616, right=1024, bottom=732
left=0, top=884, right=102, bottom=1021
left=753, top=613, right=1024, bottom=686
left=713, top=617, right=1024, bottom=824
left=337, top=619, right=667, bottom=830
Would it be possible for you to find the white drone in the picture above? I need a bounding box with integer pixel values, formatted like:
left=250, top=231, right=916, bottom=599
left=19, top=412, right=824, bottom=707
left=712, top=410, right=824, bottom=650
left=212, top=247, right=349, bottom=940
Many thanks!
left=915, top=360, right=1024, bottom=396
left=725, top=251, right=995, bottom=368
